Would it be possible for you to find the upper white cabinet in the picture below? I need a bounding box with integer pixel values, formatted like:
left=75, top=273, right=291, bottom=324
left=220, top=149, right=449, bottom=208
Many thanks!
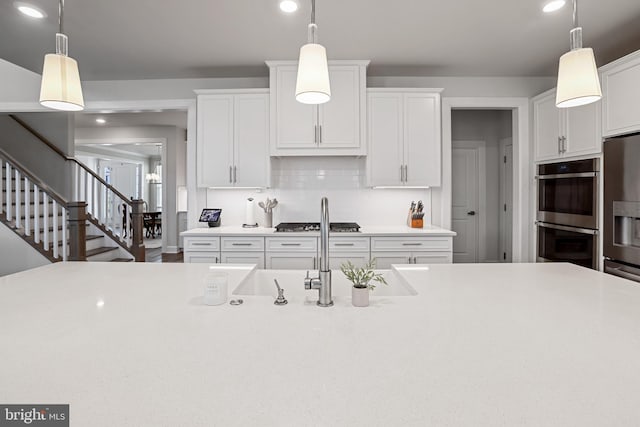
left=196, top=90, right=270, bottom=188
left=367, top=89, right=442, bottom=187
left=266, top=60, right=369, bottom=156
left=600, top=50, right=640, bottom=137
left=532, top=88, right=601, bottom=162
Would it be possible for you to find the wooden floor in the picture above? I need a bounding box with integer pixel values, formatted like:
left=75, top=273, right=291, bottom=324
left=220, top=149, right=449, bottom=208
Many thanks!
left=145, top=247, right=183, bottom=263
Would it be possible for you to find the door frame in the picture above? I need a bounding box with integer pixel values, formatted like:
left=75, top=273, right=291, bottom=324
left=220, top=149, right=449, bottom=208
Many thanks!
left=452, top=140, right=487, bottom=262
left=440, top=97, right=531, bottom=262
left=499, top=138, right=513, bottom=263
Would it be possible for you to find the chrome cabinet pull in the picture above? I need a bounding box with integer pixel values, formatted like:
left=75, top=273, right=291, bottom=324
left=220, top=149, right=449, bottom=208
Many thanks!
left=334, top=243, right=355, bottom=247
left=233, top=166, right=237, bottom=183
left=232, top=243, right=253, bottom=246
left=408, top=256, right=412, bottom=264
left=192, top=242, right=212, bottom=246
left=314, top=125, right=318, bottom=144
left=562, top=136, right=567, bottom=153
left=319, top=125, right=322, bottom=144
left=402, top=242, right=423, bottom=246
left=281, top=243, right=301, bottom=246
left=400, top=165, right=404, bottom=182
left=313, top=257, right=316, bottom=269
left=404, top=165, right=408, bottom=182
left=229, top=166, right=232, bottom=183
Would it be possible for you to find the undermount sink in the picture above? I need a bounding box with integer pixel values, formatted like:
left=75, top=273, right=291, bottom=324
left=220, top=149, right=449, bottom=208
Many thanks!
left=233, top=268, right=417, bottom=299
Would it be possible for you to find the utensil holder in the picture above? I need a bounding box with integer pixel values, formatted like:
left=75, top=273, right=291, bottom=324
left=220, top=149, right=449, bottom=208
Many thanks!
left=410, top=218, right=423, bottom=228
left=264, top=211, right=273, bottom=228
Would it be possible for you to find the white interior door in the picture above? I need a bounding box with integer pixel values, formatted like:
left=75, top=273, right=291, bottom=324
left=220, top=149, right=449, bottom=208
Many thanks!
left=500, top=139, right=513, bottom=263
left=452, top=146, right=479, bottom=263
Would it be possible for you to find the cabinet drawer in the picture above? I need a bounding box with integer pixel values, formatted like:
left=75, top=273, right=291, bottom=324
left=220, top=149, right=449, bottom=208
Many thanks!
left=184, top=237, right=220, bottom=251
left=371, top=237, right=452, bottom=251
left=266, top=237, right=317, bottom=252
left=221, top=237, right=265, bottom=251
left=220, top=252, right=265, bottom=269
left=329, top=236, right=370, bottom=252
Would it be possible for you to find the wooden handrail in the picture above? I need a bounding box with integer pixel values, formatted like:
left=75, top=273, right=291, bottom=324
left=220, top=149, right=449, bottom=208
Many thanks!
left=9, top=114, right=133, bottom=207
left=0, top=147, right=68, bottom=207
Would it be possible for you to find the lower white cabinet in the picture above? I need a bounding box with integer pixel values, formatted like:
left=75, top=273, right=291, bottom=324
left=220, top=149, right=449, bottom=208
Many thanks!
left=265, top=237, right=317, bottom=270
left=184, top=234, right=453, bottom=269
left=184, top=252, right=220, bottom=264
left=370, top=236, right=453, bottom=268
left=221, top=253, right=265, bottom=268
left=183, top=236, right=221, bottom=264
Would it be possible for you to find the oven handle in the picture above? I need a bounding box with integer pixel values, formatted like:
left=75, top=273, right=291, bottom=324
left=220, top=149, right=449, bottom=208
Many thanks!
left=605, top=260, right=640, bottom=283
left=535, top=172, right=598, bottom=180
left=535, top=221, right=598, bottom=235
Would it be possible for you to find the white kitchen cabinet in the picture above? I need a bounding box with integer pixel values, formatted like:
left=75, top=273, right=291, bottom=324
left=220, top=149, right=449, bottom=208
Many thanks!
left=183, top=236, right=221, bottom=264
left=328, top=236, right=371, bottom=269
left=266, top=60, right=369, bottom=156
left=532, top=88, right=601, bottom=162
left=371, top=236, right=453, bottom=268
left=367, top=89, right=442, bottom=187
left=265, top=237, right=317, bottom=270
left=220, top=236, right=265, bottom=269
left=600, top=50, right=640, bottom=137
left=196, top=90, right=269, bottom=187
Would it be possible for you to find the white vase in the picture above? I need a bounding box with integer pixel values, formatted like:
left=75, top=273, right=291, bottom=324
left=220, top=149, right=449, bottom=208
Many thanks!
left=352, top=286, right=369, bottom=307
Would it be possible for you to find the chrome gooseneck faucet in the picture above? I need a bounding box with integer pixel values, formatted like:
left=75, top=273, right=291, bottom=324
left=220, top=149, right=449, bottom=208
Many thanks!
left=304, top=197, right=333, bottom=307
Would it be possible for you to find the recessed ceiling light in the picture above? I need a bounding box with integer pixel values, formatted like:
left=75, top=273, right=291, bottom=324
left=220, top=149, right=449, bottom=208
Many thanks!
left=279, top=0, right=299, bottom=13
left=543, top=0, right=566, bottom=13
left=95, top=118, right=106, bottom=124
left=15, top=2, right=47, bottom=19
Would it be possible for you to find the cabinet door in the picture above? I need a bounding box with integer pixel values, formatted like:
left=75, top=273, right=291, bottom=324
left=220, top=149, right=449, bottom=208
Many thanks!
left=266, top=253, right=317, bottom=270
left=234, top=94, right=269, bottom=187
left=329, top=252, right=371, bottom=270
left=404, top=93, right=441, bottom=187
left=413, top=252, right=452, bottom=264
left=602, top=55, right=640, bottom=136
left=319, top=66, right=360, bottom=149
left=533, top=90, right=562, bottom=162
left=197, top=96, right=234, bottom=187
left=220, top=252, right=265, bottom=269
left=368, top=93, right=404, bottom=186
left=274, top=66, right=316, bottom=149
left=184, top=252, right=220, bottom=264
left=565, top=101, right=602, bottom=157
left=370, top=252, right=413, bottom=269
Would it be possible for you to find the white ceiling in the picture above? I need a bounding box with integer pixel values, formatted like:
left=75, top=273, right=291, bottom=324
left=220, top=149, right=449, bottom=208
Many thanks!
left=1, top=0, right=640, bottom=80
left=75, top=111, right=187, bottom=129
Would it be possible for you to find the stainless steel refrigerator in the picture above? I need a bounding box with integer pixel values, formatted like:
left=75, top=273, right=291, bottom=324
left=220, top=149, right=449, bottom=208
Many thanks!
left=603, top=133, right=640, bottom=282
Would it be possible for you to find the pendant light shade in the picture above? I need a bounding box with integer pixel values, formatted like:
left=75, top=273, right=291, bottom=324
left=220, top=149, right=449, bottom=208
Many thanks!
left=555, top=0, right=601, bottom=108
left=295, top=0, right=331, bottom=105
left=39, top=0, right=84, bottom=111
left=556, top=47, right=601, bottom=108
left=295, top=42, right=331, bottom=104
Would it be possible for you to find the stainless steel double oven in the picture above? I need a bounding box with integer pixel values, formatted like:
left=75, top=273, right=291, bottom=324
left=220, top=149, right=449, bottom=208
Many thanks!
left=536, top=158, right=599, bottom=270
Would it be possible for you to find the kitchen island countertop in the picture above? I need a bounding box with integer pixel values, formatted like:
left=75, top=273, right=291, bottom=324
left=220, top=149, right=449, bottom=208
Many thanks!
left=1, top=262, right=639, bottom=426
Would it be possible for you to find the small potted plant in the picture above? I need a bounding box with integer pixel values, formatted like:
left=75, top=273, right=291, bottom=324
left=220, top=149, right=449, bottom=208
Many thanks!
left=340, top=259, right=387, bottom=307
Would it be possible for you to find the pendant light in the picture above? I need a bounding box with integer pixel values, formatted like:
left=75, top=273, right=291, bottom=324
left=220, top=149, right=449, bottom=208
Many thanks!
left=295, top=0, right=331, bottom=104
left=555, top=0, right=601, bottom=108
left=39, top=0, right=85, bottom=111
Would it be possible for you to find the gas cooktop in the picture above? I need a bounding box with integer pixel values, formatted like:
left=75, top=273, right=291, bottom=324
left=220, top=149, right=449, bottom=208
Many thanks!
left=275, top=222, right=361, bottom=233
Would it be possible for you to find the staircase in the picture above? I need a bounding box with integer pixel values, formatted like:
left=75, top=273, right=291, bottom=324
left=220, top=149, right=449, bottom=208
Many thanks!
left=0, top=116, right=145, bottom=263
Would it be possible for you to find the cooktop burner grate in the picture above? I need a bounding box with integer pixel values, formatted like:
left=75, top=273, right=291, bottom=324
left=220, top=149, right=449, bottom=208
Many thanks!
left=275, top=222, right=361, bottom=232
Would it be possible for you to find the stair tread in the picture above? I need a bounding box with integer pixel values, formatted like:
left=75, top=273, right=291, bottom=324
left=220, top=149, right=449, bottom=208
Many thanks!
left=86, top=247, right=119, bottom=257
left=86, top=234, right=103, bottom=241
left=110, top=258, right=134, bottom=262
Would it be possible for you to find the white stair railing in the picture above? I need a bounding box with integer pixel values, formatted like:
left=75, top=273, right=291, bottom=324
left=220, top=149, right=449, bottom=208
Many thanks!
left=1, top=157, right=68, bottom=262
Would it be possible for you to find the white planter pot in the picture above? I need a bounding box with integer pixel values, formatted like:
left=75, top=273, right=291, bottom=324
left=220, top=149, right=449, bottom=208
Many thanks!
left=351, top=286, right=369, bottom=307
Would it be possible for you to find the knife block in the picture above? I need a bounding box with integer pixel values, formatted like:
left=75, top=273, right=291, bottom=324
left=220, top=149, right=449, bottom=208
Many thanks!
left=410, top=218, right=424, bottom=228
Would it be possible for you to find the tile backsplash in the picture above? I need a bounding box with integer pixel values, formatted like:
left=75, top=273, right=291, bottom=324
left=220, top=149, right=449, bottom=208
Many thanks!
left=203, top=157, right=432, bottom=227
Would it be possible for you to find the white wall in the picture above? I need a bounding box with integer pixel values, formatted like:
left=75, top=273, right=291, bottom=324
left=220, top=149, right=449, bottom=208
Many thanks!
left=451, top=110, right=513, bottom=262
left=0, top=222, right=49, bottom=276
left=200, top=158, right=431, bottom=228
left=0, top=59, right=41, bottom=106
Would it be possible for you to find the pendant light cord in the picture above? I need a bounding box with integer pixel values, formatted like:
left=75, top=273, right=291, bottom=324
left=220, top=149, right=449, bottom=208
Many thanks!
left=59, top=0, right=64, bottom=34
left=572, top=0, right=578, bottom=28
left=311, top=0, right=316, bottom=25
left=307, top=0, right=318, bottom=44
